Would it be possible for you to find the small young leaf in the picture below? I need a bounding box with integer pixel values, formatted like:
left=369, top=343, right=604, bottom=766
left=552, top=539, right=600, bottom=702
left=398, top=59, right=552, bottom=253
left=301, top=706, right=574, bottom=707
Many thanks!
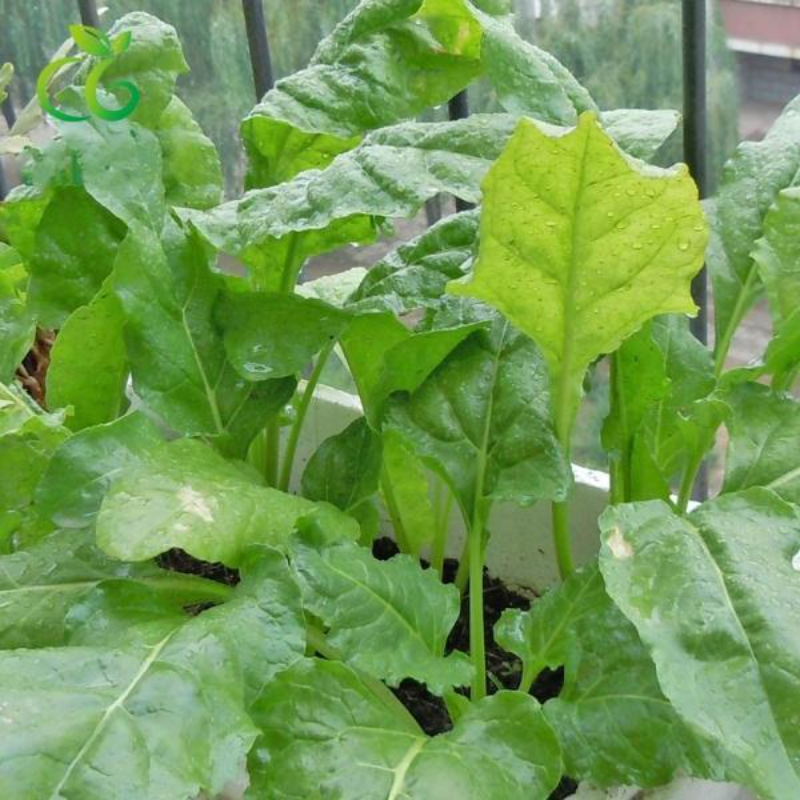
left=96, top=438, right=358, bottom=566
left=301, top=417, right=382, bottom=516
left=600, top=490, right=800, bottom=799
left=249, top=659, right=563, bottom=799
left=290, top=528, right=471, bottom=694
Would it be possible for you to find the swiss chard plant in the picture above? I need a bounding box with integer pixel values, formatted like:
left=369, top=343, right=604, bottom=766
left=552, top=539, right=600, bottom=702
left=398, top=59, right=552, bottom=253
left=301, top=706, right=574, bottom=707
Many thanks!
left=0, top=3, right=798, bottom=799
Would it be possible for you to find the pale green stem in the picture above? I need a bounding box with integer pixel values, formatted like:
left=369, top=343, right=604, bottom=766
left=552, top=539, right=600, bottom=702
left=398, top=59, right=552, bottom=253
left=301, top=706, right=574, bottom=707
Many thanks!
left=263, top=419, right=281, bottom=487
left=381, top=468, right=412, bottom=554
left=431, top=480, right=454, bottom=576
left=714, top=267, right=759, bottom=379
left=608, top=352, right=629, bottom=505
left=278, top=341, right=335, bottom=493
left=677, top=448, right=706, bottom=513
left=518, top=658, right=545, bottom=695
left=469, top=507, right=487, bottom=701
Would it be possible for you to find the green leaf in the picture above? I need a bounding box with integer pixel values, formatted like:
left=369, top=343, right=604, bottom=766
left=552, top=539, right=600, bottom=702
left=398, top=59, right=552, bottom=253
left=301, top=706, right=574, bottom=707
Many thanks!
left=497, top=564, right=719, bottom=787
left=341, top=311, right=483, bottom=425
left=450, top=113, right=707, bottom=438
left=155, top=96, right=223, bottom=210
left=27, top=112, right=166, bottom=231
left=0, top=528, right=224, bottom=650
left=386, top=308, right=571, bottom=525
left=290, top=527, right=471, bottom=693
left=35, top=412, right=163, bottom=530
left=47, top=282, right=128, bottom=431
left=381, top=428, right=439, bottom=555
left=0, top=383, right=69, bottom=551
left=115, top=223, right=295, bottom=456
left=0, top=62, right=12, bottom=105
left=723, top=383, right=800, bottom=504
left=193, top=112, right=678, bottom=293
left=605, top=315, right=718, bottom=502
left=96, top=438, right=358, bottom=566
left=249, top=659, right=563, bottom=799
left=753, top=186, right=800, bottom=330
left=349, top=209, right=480, bottom=314
left=600, top=490, right=800, bottom=799
left=218, top=290, right=351, bottom=381
left=301, top=417, right=382, bottom=514
left=709, top=96, right=800, bottom=362
left=19, top=188, right=126, bottom=328
left=0, top=244, right=34, bottom=383
left=0, top=551, right=304, bottom=799
left=97, top=12, right=189, bottom=127
left=69, top=25, right=113, bottom=58
left=296, top=267, right=368, bottom=307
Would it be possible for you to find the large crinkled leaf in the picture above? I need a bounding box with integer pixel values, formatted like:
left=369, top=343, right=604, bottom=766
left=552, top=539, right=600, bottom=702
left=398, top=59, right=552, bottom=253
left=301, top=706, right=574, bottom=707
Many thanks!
left=0, top=528, right=225, bottom=650
left=341, top=310, right=483, bottom=425
left=218, top=290, right=351, bottom=381
left=709, top=96, right=800, bottom=362
left=46, top=281, right=128, bottom=431
left=290, top=526, right=471, bottom=693
left=189, top=112, right=680, bottom=292
left=349, top=209, right=480, bottom=314
left=155, top=96, right=223, bottom=210
left=0, top=549, right=302, bottom=799
left=249, top=659, right=563, bottom=799
left=722, top=383, right=800, bottom=504
left=25, top=111, right=166, bottom=232
left=66, top=544, right=305, bottom=704
left=386, top=306, right=571, bottom=524
left=600, top=490, right=800, bottom=799
left=498, top=564, right=720, bottom=787
left=450, top=113, right=707, bottom=436
left=34, top=412, right=163, bottom=530
left=0, top=383, right=69, bottom=551
left=242, top=0, right=592, bottom=187
left=114, top=222, right=295, bottom=456
left=96, top=438, right=358, bottom=566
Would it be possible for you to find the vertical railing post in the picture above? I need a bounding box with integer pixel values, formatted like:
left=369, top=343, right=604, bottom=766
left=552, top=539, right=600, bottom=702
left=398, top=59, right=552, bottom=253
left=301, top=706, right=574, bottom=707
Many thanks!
left=449, top=91, right=473, bottom=213
left=682, top=0, right=709, bottom=499
left=242, top=0, right=275, bottom=100
left=682, top=0, right=709, bottom=342
left=77, top=0, right=101, bottom=29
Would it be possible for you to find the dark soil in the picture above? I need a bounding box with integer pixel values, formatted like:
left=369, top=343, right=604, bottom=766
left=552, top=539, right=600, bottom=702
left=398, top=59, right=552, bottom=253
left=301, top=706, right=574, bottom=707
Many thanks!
left=372, top=537, right=577, bottom=800
left=157, top=548, right=240, bottom=586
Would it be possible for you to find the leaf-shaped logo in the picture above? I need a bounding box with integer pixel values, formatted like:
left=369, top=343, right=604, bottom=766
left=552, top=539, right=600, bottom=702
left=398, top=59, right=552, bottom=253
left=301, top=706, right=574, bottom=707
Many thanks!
left=68, top=25, right=113, bottom=58
left=36, top=26, right=140, bottom=123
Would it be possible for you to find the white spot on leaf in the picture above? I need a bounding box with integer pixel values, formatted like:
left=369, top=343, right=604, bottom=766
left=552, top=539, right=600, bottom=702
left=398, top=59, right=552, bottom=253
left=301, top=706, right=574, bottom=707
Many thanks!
left=792, top=550, right=800, bottom=573
left=178, top=486, right=214, bottom=523
left=608, top=527, right=633, bottom=560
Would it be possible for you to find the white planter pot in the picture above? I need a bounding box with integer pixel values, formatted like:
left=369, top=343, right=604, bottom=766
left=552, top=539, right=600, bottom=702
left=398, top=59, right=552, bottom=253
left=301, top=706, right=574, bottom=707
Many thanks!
left=294, top=385, right=755, bottom=800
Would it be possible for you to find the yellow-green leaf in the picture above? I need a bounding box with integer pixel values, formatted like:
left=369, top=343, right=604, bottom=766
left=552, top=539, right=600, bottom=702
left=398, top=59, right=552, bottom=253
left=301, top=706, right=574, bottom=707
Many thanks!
left=449, top=112, right=707, bottom=436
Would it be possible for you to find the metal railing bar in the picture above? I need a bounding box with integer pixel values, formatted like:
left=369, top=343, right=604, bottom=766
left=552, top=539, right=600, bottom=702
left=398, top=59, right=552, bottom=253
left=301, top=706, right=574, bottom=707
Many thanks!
left=682, top=0, right=709, bottom=499
left=242, top=0, right=275, bottom=100
left=448, top=91, right=474, bottom=213
left=77, top=0, right=102, bottom=29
